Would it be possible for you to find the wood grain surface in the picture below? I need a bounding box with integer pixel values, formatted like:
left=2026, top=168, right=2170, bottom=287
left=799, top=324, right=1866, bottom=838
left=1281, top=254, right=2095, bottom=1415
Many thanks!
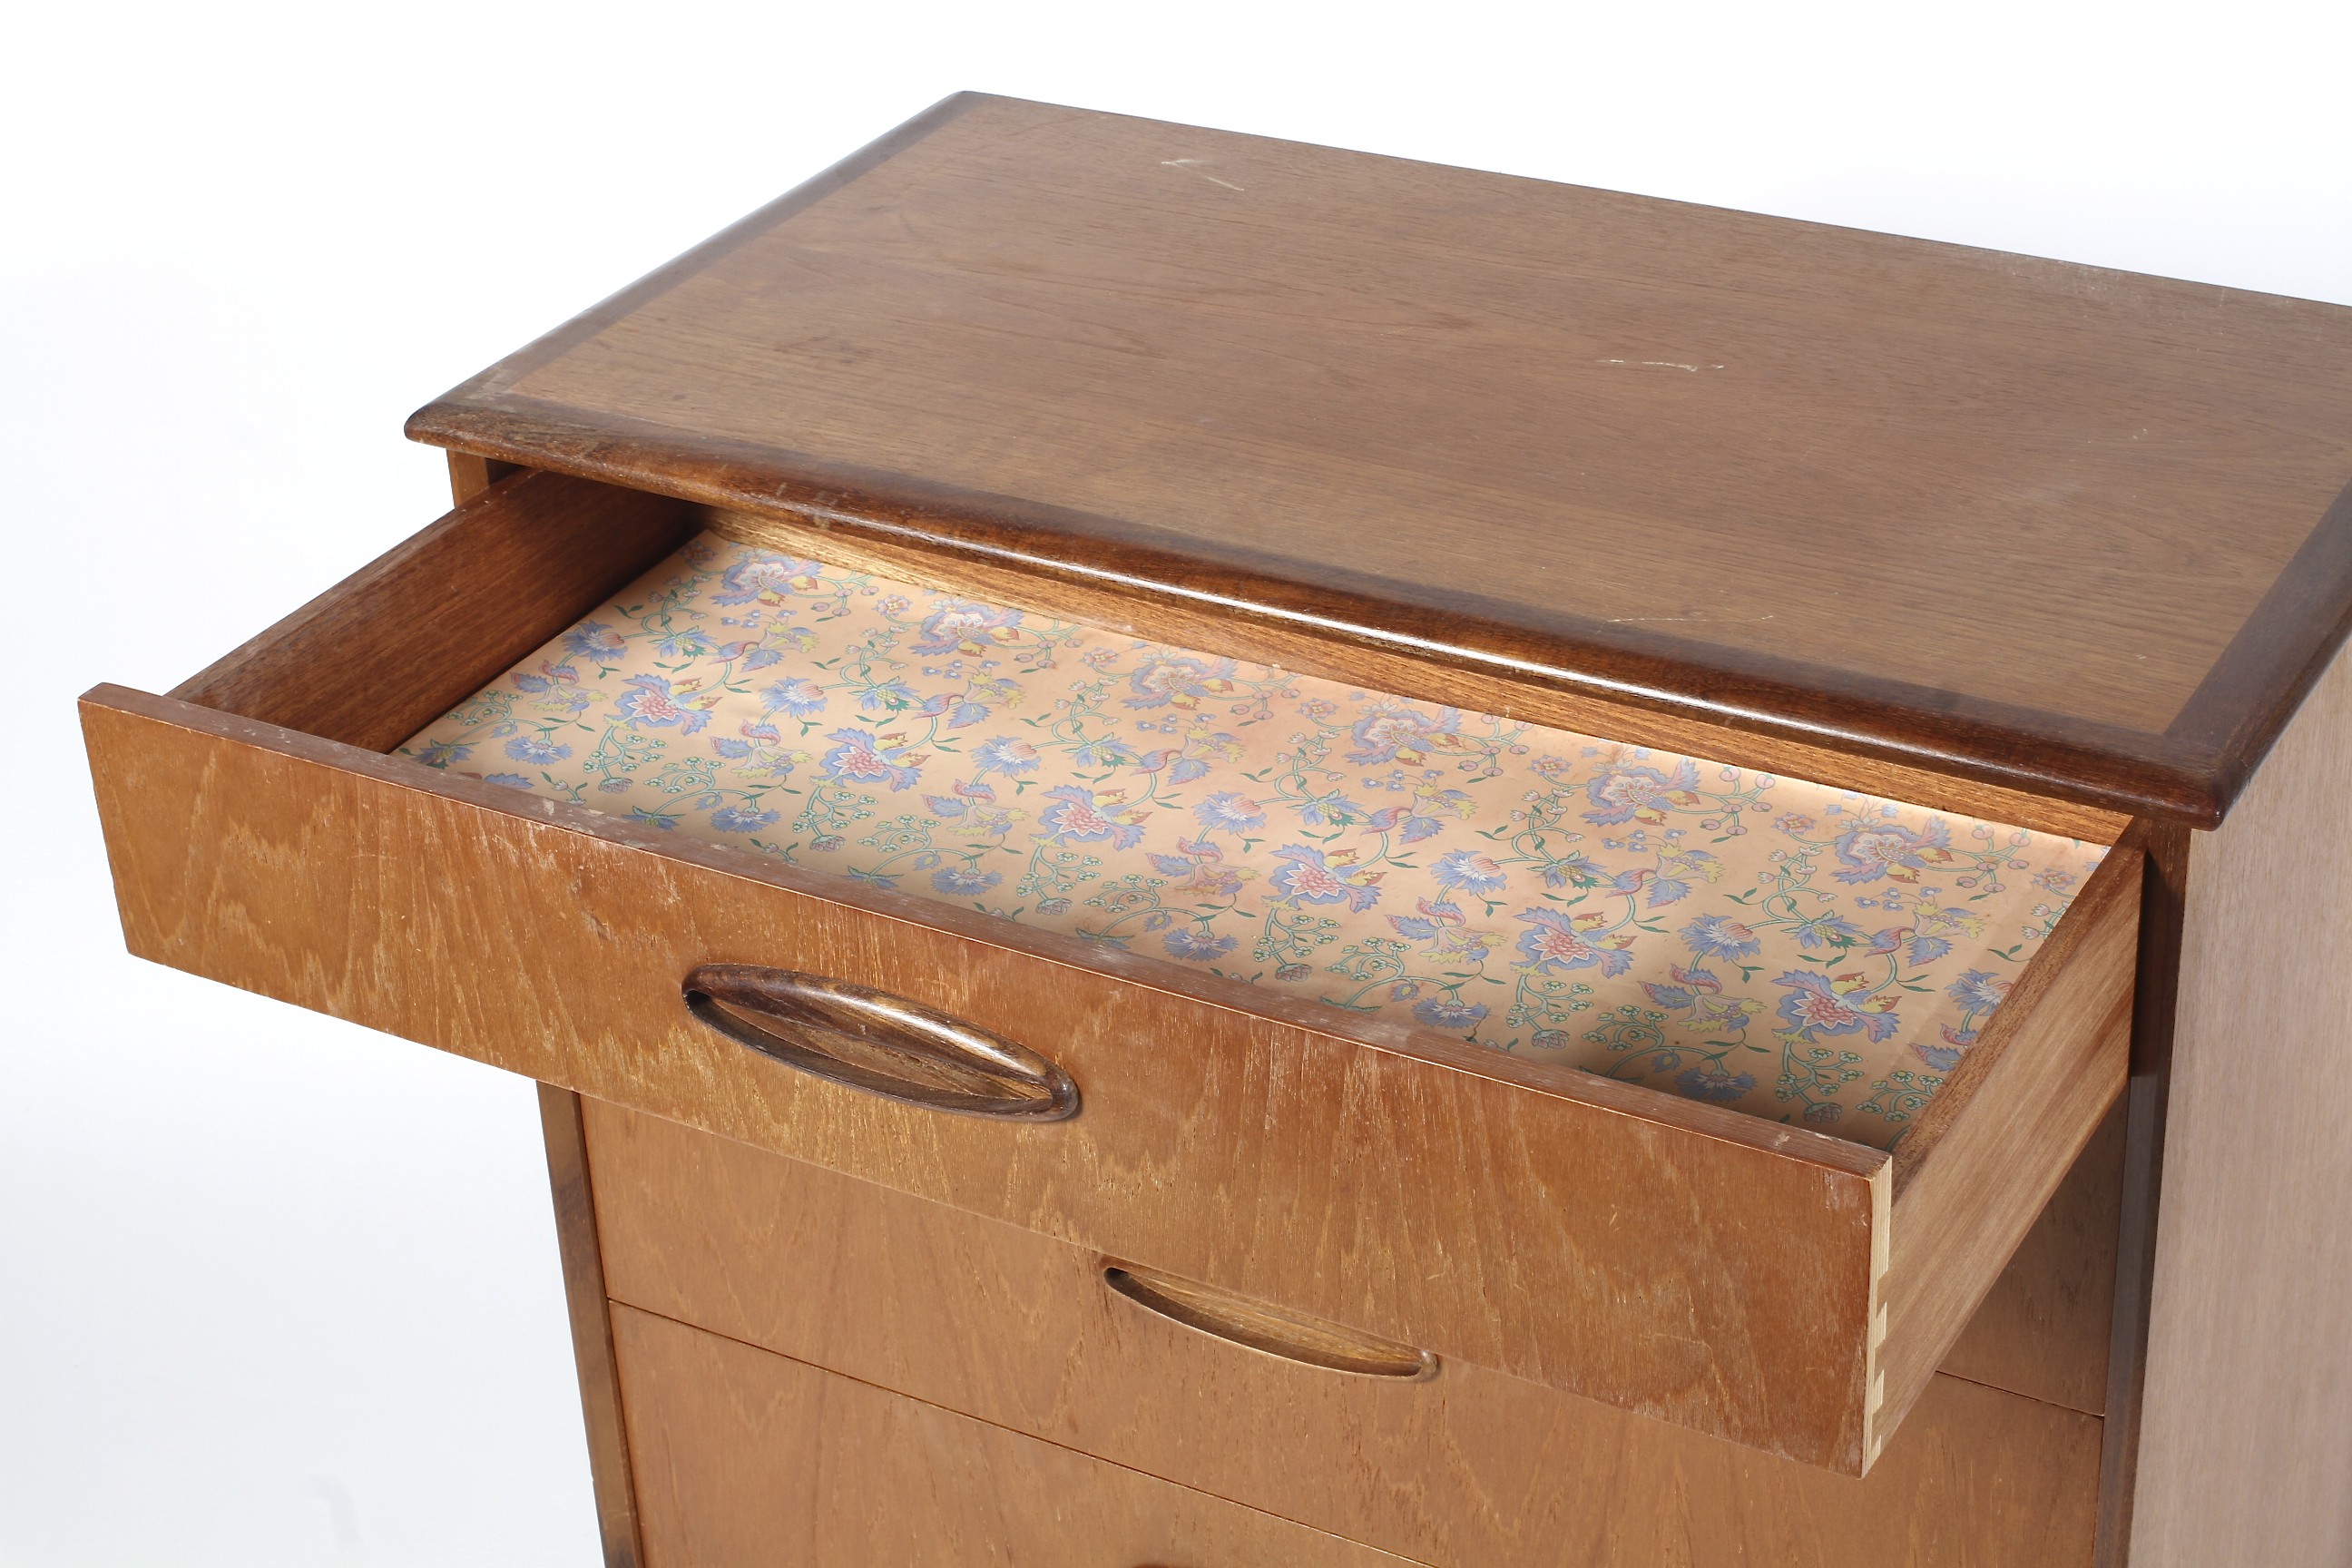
left=2091, top=817, right=2190, bottom=1567
left=81, top=681, right=1895, bottom=1468
left=445, top=449, right=518, bottom=505
left=1938, top=1100, right=2123, bottom=1416
left=702, top=505, right=2127, bottom=844
left=612, top=1304, right=1417, bottom=1567
left=537, top=1087, right=644, bottom=1568
left=2128, top=642, right=2352, bottom=1566
left=407, top=93, right=2352, bottom=828
left=590, top=1103, right=2103, bottom=1568
left=170, top=469, right=691, bottom=752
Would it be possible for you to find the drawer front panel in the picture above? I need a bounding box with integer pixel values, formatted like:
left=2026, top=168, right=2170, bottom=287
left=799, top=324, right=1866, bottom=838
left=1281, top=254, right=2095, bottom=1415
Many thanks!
left=612, top=1303, right=1413, bottom=1566
left=590, top=1102, right=2103, bottom=1568
left=83, top=682, right=1885, bottom=1469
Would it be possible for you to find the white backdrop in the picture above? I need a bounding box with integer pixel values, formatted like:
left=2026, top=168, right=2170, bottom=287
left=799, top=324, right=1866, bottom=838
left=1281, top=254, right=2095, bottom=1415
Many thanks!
left=5, top=3, right=2348, bottom=1563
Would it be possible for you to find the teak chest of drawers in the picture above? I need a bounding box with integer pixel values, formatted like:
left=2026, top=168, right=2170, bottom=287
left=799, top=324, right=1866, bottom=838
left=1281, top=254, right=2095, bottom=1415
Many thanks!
left=81, top=95, right=2352, bottom=1566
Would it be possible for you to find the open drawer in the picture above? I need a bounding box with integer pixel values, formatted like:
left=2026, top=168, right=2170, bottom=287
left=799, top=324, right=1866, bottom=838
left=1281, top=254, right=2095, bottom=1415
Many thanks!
left=79, top=468, right=2139, bottom=1475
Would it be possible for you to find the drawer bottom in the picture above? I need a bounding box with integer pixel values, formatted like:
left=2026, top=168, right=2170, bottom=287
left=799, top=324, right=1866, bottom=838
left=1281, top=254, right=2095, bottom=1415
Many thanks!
left=613, top=1303, right=1416, bottom=1566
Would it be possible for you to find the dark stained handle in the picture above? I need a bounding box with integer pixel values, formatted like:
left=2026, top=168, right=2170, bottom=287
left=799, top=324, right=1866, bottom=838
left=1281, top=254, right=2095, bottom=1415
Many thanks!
left=1103, top=1263, right=1439, bottom=1380
left=682, top=964, right=1079, bottom=1122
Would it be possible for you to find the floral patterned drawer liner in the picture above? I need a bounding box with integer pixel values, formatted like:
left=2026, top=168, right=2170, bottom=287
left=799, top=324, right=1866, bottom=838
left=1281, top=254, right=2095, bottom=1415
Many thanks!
left=399, top=532, right=2106, bottom=1152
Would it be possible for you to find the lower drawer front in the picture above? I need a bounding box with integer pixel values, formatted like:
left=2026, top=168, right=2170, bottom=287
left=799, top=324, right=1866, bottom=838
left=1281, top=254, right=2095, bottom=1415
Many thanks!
left=589, top=1102, right=2103, bottom=1568
left=613, top=1303, right=1412, bottom=1567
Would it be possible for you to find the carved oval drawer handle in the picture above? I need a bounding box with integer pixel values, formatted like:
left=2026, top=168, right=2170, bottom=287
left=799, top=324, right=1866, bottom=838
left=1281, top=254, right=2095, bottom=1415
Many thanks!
left=1103, top=1263, right=1438, bottom=1380
left=682, top=964, right=1080, bottom=1122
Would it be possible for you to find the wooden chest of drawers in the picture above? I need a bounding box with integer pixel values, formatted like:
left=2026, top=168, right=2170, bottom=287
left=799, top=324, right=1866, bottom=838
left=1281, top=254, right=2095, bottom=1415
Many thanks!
left=81, top=94, right=2352, bottom=1564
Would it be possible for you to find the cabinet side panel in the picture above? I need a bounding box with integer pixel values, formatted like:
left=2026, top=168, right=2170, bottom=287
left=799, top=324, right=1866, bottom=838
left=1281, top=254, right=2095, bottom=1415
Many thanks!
left=538, top=1086, right=643, bottom=1568
left=2130, top=643, right=2352, bottom=1565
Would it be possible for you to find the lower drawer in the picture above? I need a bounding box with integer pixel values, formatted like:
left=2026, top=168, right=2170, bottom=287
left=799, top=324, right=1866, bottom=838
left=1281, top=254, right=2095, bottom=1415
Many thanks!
left=588, top=1101, right=2103, bottom=1568
left=612, top=1303, right=1414, bottom=1566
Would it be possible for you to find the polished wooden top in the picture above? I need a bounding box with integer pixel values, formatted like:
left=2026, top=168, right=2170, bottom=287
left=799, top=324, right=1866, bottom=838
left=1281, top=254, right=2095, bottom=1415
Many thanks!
left=408, top=93, right=2352, bottom=826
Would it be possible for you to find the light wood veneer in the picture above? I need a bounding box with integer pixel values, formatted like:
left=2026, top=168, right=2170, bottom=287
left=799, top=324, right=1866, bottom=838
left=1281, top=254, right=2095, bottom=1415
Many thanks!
left=590, top=1099, right=2105, bottom=1568
left=614, top=1305, right=1418, bottom=1566
left=2126, top=642, right=2352, bottom=1564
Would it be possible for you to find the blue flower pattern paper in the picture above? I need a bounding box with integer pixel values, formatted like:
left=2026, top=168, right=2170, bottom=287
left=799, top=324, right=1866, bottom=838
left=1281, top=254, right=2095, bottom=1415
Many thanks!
left=400, top=533, right=2107, bottom=1150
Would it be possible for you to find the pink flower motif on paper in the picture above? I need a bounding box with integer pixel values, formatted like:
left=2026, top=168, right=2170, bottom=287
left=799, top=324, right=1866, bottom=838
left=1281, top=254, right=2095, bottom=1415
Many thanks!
left=1347, top=705, right=1458, bottom=765
left=1269, top=844, right=1383, bottom=912
left=1124, top=656, right=1239, bottom=710
left=1513, top=906, right=1637, bottom=978
left=912, top=603, right=1025, bottom=655
left=1773, top=970, right=1901, bottom=1042
left=618, top=675, right=710, bottom=734
left=1583, top=759, right=1703, bottom=826
left=1193, top=791, right=1267, bottom=835
left=1037, top=785, right=1149, bottom=850
left=818, top=729, right=926, bottom=790
left=712, top=555, right=828, bottom=605
left=1832, top=818, right=1959, bottom=885
left=1429, top=849, right=1506, bottom=897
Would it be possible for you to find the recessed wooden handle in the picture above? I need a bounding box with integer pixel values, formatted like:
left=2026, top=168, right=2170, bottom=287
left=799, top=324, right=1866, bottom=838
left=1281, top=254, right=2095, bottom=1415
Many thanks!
left=682, top=964, right=1079, bottom=1122
left=1103, top=1263, right=1438, bottom=1380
